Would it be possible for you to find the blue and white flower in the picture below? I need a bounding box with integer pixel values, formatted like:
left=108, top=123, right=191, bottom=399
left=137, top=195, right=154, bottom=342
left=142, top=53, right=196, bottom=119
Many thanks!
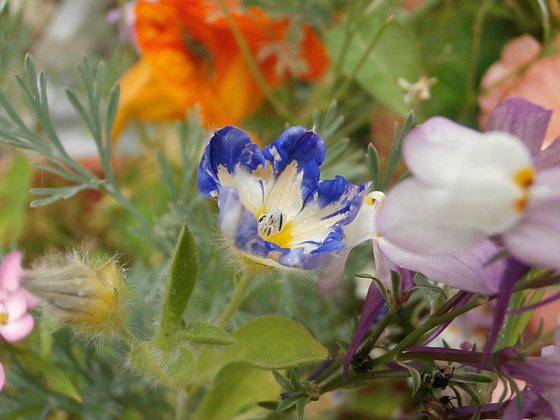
left=197, top=125, right=367, bottom=270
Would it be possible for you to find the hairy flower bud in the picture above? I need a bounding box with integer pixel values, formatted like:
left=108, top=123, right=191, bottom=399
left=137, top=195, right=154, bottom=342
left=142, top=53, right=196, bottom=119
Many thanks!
left=20, top=253, right=126, bottom=333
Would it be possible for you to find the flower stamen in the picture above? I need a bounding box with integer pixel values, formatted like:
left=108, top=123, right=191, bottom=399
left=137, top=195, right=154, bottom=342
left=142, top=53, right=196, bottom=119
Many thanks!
left=513, top=166, right=535, bottom=213
left=258, top=209, right=286, bottom=237
left=0, top=312, right=8, bottom=326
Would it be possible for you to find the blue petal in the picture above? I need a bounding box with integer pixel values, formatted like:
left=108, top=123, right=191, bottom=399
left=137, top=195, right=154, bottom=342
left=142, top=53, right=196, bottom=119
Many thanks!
left=279, top=226, right=347, bottom=270
left=217, top=187, right=280, bottom=258
left=262, top=127, right=326, bottom=176
left=197, top=126, right=266, bottom=197
left=303, top=177, right=367, bottom=225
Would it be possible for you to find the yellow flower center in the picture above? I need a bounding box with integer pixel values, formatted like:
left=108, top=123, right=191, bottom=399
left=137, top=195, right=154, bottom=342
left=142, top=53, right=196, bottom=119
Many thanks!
left=257, top=209, right=293, bottom=248
left=513, top=166, right=535, bottom=213
left=0, top=312, right=8, bottom=325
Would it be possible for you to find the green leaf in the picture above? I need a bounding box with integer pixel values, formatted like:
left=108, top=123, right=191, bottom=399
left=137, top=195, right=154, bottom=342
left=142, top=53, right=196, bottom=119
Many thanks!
left=272, top=369, right=297, bottom=392
left=0, top=154, right=32, bottom=244
left=24, top=352, right=82, bottom=402
left=327, top=12, right=421, bottom=116
left=197, top=315, right=329, bottom=383
left=180, top=321, right=238, bottom=345
left=156, top=224, right=198, bottom=350
left=29, top=184, right=91, bottom=207
left=129, top=341, right=195, bottom=389
left=296, top=396, right=310, bottom=420
left=398, top=361, right=422, bottom=395
left=276, top=395, right=299, bottom=412
left=365, top=143, right=380, bottom=185
left=193, top=364, right=280, bottom=420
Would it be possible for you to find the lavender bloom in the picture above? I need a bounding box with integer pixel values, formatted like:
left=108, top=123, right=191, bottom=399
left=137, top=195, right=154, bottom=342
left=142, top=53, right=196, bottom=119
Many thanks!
left=498, top=317, right=560, bottom=419
left=377, top=98, right=560, bottom=272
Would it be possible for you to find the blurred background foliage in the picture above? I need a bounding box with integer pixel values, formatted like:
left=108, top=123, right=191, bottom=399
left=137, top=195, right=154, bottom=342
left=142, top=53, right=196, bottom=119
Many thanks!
left=0, top=0, right=556, bottom=418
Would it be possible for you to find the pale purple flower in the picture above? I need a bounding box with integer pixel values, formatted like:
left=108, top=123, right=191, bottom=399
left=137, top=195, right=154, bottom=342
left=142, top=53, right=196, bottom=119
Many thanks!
left=498, top=316, right=560, bottom=419
left=377, top=98, right=560, bottom=272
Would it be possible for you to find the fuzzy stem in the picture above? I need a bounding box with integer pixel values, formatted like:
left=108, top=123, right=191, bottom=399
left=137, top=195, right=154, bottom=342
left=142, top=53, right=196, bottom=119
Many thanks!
left=218, top=271, right=254, bottom=327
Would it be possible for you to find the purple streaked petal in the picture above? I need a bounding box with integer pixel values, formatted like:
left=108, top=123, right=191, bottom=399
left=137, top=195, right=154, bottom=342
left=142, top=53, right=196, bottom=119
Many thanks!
left=0, top=312, right=34, bottom=342
left=487, top=97, right=551, bottom=157
left=197, top=126, right=265, bottom=198
left=503, top=354, right=560, bottom=388
left=0, top=251, right=24, bottom=293
left=483, top=258, right=528, bottom=361
left=343, top=282, right=386, bottom=380
left=535, top=135, right=560, bottom=170
left=403, top=346, right=492, bottom=371
left=378, top=239, right=506, bottom=295
left=504, top=166, right=560, bottom=271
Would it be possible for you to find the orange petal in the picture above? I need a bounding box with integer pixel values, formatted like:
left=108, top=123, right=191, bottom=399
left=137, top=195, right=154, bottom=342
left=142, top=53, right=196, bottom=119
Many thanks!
left=112, top=60, right=185, bottom=139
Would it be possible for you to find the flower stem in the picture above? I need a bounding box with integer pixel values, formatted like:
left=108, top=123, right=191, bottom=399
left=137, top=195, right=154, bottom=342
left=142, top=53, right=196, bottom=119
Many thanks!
left=371, top=298, right=482, bottom=368
left=218, top=271, right=254, bottom=327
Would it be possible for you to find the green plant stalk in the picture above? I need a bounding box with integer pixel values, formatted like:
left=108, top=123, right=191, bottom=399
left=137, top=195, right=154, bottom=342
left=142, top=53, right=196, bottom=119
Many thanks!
left=458, top=0, right=493, bottom=123
left=353, top=306, right=397, bottom=361
left=218, top=271, right=254, bottom=327
left=320, top=299, right=482, bottom=394
left=371, top=298, right=483, bottom=368
left=215, top=0, right=296, bottom=124
left=535, top=0, right=551, bottom=45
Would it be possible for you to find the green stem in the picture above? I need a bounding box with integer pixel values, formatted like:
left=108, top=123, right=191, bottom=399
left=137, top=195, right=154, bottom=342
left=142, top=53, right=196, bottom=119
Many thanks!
left=354, top=306, right=397, bottom=360
left=458, top=0, right=493, bottom=122
left=371, top=298, right=482, bottom=368
left=118, top=328, right=140, bottom=348
left=175, top=388, right=188, bottom=420
left=102, top=184, right=173, bottom=255
left=215, top=0, right=297, bottom=124
left=218, top=271, right=255, bottom=327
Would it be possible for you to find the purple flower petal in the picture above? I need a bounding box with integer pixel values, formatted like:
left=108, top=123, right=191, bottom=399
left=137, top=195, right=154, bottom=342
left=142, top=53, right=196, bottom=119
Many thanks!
left=318, top=248, right=351, bottom=294
left=488, top=97, right=551, bottom=157
left=377, top=179, right=489, bottom=255
left=403, top=117, right=482, bottom=185
left=343, top=281, right=386, bottom=380
left=378, top=239, right=506, bottom=295
left=483, top=258, right=528, bottom=360
left=535, top=136, right=560, bottom=170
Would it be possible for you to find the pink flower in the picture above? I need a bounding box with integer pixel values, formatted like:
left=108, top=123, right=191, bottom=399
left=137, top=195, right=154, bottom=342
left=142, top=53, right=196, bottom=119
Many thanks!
left=0, top=252, right=36, bottom=342
left=0, top=251, right=39, bottom=310
left=0, top=363, right=4, bottom=391
left=479, top=34, right=560, bottom=148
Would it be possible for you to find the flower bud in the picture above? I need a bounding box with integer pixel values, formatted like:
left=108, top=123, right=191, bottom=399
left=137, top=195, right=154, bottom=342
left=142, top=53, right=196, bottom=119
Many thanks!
left=20, top=253, right=126, bottom=333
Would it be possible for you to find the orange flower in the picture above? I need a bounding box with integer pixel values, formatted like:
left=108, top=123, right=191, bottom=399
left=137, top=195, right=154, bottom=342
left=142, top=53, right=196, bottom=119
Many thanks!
left=112, top=0, right=329, bottom=138
left=479, top=34, right=560, bottom=148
